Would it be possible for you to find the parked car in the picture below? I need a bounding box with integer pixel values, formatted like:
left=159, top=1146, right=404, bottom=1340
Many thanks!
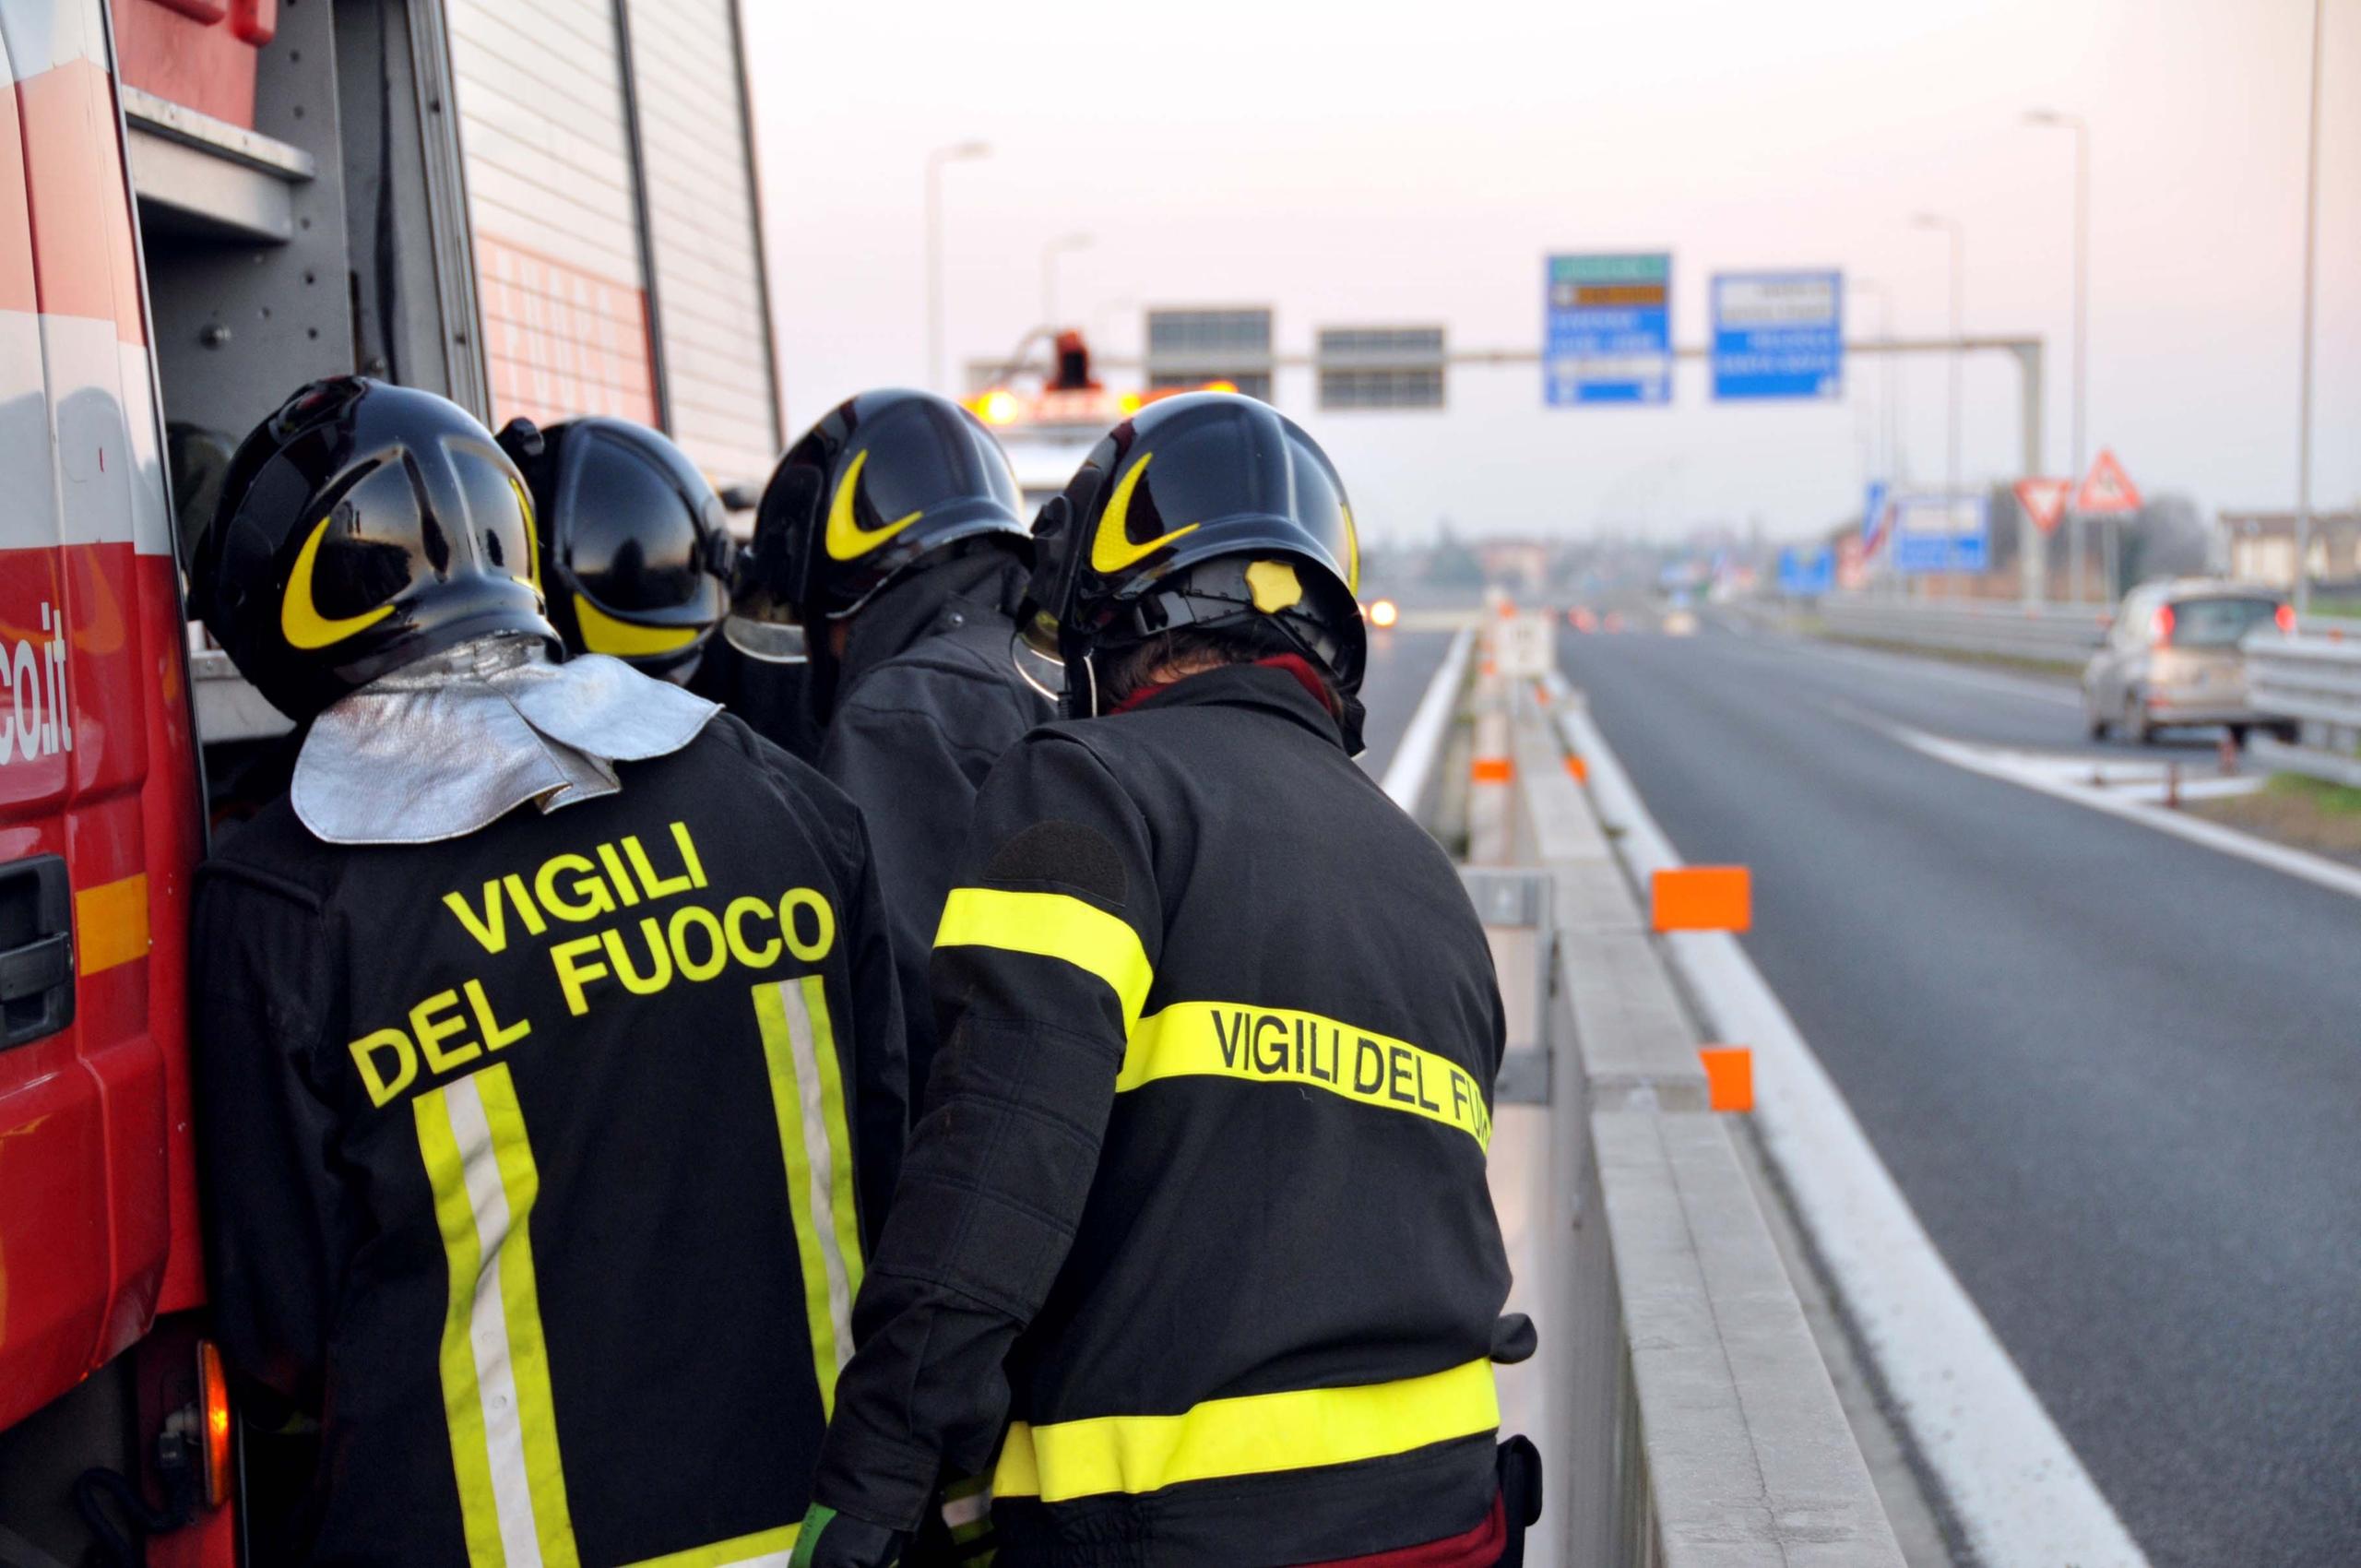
left=2082, top=580, right=2299, bottom=743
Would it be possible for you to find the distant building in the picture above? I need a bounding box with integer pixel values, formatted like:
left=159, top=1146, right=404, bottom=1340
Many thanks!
left=1476, top=540, right=1551, bottom=591
left=2222, top=511, right=2361, bottom=587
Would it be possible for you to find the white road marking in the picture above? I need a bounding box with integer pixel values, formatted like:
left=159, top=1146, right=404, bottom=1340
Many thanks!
left=1899, top=728, right=2361, bottom=904
left=1556, top=696, right=2150, bottom=1568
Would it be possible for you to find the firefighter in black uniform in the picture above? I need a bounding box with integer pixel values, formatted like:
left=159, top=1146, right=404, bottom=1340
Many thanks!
left=189, top=377, right=907, bottom=1567
left=498, top=414, right=734, bottom=683
left=497, top=413, right=827, bottom=759
left=739, top=389, right=1050, bottom=1100
left=793, top=392, right=1539, bottom=1568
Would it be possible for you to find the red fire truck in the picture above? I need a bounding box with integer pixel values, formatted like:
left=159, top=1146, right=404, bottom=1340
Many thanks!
left=0, top=0, right=778, bottom=1559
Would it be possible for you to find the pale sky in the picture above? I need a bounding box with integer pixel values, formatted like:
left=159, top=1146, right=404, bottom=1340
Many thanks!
left=742, top=0, right=2357, bottom=543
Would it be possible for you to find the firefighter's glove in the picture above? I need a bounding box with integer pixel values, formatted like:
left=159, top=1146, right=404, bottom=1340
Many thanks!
left=790, top=1503, right=909, bottom=1568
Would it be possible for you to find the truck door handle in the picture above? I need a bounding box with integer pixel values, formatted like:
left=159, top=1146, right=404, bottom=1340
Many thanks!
left=0, top=854, right=75, bottom=1050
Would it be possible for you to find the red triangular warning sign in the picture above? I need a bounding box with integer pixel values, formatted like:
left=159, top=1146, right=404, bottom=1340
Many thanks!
left=2013, top=477, right=2073, bottom=534
left=2076, top=448, right=2142, bottom=515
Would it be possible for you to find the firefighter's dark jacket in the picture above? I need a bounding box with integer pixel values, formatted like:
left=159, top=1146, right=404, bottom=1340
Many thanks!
left=194, top=714, right=907, bottom=1568
left=820, top=546, right=1048, bottom=1101
left=689, top=631, right=825, bottom=764
left=813, top=663, right=1513, bottom=1566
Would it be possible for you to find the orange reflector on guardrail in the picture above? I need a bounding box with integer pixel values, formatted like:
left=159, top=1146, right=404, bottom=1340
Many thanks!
left=1471, top=756, right=1514, bottom=784
left=1564, top=754, right=1588, bottom=783
left=1652, top=866, right=1751, bottom=932
left=1699, top=1047, right=1753, bottom=1112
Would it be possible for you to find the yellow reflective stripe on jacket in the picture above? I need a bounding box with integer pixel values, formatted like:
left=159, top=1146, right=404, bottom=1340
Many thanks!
left=992, top=1359, right=1499, bottom=1504
left=621, top=1521, right=799, bottom=1567
left=1117, top=1002, right=1492, bottom=1150
left=415, top=1064, right=581, bottom=1568
left=934, top=888, right=1153, bottom=1031
left=753, top=976, right=864, bottom=1417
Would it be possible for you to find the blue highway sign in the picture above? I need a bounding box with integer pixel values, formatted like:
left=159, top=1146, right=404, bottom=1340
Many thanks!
left=1712, top=271, right=1842, bottom=400
left=1861, top=480, right=1891, bottom=549
left=1778, top=545, right=1836, bottom=596
left=1891, top=494, right=1990, bottom=575
left=1546, top=253, right=1671, bottom=405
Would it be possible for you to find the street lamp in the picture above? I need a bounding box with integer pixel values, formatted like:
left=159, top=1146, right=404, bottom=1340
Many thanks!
left=1040, top=232, right=1094, bottom=329
left=924, top=139, right=991, bottom=394
left=1909, top=214, right=1966, bottom=518
left=2293, top=0, right=2326, bottom=614
left=2023, top=108, right=2092, bottom=600
left=1851, top=279, right=1904, bottom=483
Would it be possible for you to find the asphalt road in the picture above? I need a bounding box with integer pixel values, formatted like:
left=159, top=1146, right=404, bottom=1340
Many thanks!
left=1355, top=625, right=1455, bottom=778
left=1558, top=617, right=2361, bottom=1568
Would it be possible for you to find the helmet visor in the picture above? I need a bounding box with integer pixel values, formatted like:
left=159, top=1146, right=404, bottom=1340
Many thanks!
left=561, top=437, right=724, bottom=615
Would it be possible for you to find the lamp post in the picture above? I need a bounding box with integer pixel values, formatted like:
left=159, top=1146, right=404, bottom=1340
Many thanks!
left=2023, top=109, right=2092, bottom=600
left=924, top=139, right=991, bottom=394
left=2294, top=0, right=2325, bottom=614
left=1040, top=232, right=1093, bottom=329
left=1909, top=214, right=1966, bottom=504
left=1851, top=279, right=1904, bottom=482
left=1910, top=214, right=1966, bottom=596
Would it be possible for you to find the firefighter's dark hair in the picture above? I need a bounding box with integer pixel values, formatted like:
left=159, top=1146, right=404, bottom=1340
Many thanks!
left=1100, top=623, right=1336, bottom=708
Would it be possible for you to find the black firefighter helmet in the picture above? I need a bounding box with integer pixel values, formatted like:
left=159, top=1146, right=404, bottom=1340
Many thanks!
left=192, top=376, right=556, bottom=723
left=498, top=415, right=734, bottom=682
left=1024, top=391, right=1367, bottom=742
left=742, top=386, right=1027, bottom=717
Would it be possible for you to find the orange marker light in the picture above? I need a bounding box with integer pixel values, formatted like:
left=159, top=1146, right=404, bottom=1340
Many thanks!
left=1471, top=756, right=1514, bottom=784
left=1699, top=1047, right=1753, bottom=1112
left=1651, top=866, right=1751, bottom=932
left=1564, top=754, right=1588, bottom=783
left=199, top=1339, right=231, bottom=1508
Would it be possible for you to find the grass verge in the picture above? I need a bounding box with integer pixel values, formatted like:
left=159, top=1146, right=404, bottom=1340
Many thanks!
left=2186, top=772, right=2361, bottom=864
left=1811, top=632, right=2086, bottom=680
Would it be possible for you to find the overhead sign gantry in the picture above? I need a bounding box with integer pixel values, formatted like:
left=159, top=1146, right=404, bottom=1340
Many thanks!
left=1711, top=270, right=1844, bottom=400
left=1544, top=253, right=1672, bottom=406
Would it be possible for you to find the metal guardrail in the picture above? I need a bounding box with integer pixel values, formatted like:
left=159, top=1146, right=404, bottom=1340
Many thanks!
left=1422, top=637, right=1903, bottom=1567
left=2244, top=633, right=2361, bottom=788
left=1813, top=596, right=2111, bottom=662
left=1806, top=593, right=2360, bottom=667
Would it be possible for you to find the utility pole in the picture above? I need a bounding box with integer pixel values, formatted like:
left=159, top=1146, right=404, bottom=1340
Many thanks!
left=924, top=140, right=991, bottom=393
left=2295, top=0, right=2325, bottom=614
left=1853, top=279, right=1904, bottom=482
left=1911, top=215, right=1966, bottom=499
left=2024, top=109, right=2091, bottom=600
left=1911, top=214, right=1966, bottom=596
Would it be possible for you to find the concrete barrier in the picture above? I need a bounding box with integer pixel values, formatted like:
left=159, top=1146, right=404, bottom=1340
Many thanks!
left=1419, top=620, right=1904, bottom=1567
